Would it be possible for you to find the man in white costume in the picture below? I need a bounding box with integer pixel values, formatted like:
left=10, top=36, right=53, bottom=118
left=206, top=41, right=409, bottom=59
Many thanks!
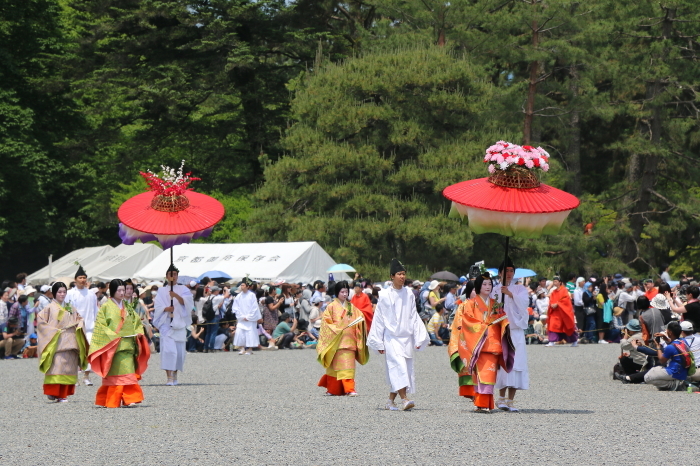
left=367, top=259, right=430, bottom=411
left=492, top=258, right=530, bottom=412
left=154, top=264, right=193, bottom=386
left=232, top=277, right=262, bottom=355
left=65, top=265, right=98, bottom=386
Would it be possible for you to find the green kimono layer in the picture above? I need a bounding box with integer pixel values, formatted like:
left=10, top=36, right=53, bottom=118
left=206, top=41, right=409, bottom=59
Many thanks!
left=88, top=299, right=144, bottom=377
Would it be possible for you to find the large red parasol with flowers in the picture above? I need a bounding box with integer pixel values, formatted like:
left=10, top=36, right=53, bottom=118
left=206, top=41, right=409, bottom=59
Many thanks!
left=443, top=142, right=579, bottom=284
left=117, top=162, right=225, bottom=302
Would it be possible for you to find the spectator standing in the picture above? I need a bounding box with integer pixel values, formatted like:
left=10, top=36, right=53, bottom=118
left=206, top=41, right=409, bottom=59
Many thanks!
left=660, top=264, right=672, bottom=283
left=582, top=282, right=596, bottom=342
left=667, top=285, right=700, bottom=328
left=595, top=283, right=610, bottom=344
left=1, top=289, right=11, bottom=327
left=16, top=273, right=27, bottom=291
left=443, top=283, right=458, bottom=319
left=308, top=297, right=322, bottom=339
left=643, top=279, right=658, bottom=301
left=572, top=277, right=585, bottom=334
left=299, top=289, right=314, bottom=324
left=617, top=282, right=637, bottom=324
left=204, top=285, right=224, bottom=352
left=262, top=287, right=282, bottom=336
left=232, top=278, right=262, bottom=355
left=534, top=289, right=549, bottom=317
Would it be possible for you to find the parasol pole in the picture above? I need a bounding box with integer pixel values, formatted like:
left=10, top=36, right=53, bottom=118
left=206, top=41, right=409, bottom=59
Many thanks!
left=170, top=247, right=174, bottom=307
left=501, top=236, right=510, bottom=305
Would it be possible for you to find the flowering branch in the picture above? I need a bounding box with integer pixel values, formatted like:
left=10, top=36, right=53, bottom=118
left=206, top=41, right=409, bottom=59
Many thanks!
left=140, top=160, right=200, bottom=197
left=483, top=141, right=550, bottom=174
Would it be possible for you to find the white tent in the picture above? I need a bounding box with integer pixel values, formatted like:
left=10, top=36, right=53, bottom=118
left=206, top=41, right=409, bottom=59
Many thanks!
left=27, top=245, right=114, bottom=285
left=85, top=243, right=163, bottom=283
left=133, top=242, right=348, bottom=285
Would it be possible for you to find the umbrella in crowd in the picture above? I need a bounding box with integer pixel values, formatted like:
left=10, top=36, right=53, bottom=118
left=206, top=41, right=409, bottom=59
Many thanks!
left=117, top=161, right=225, bottom=303
left=198, top=270, right=232, bottom=282
left=443, top=142, right=579, bottom=286
left=327, top=263, right=357, bottom=274
left=430, top=271, right=460, bottom=282
left=487, top=268, right=537, bottom=280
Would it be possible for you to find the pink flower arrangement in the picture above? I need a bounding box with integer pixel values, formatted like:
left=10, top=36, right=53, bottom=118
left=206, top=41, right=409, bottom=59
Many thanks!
left=140, top=161, right=200, bottom=197
left=484, top=141, right=550, bottom=173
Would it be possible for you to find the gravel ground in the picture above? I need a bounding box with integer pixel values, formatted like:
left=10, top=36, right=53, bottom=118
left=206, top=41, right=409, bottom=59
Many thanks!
left=1, top=343, right=698, bottom=465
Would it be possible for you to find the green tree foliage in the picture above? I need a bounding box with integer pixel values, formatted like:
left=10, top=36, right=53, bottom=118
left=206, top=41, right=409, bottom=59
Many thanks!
left=248, top=47, right=507, bottom=271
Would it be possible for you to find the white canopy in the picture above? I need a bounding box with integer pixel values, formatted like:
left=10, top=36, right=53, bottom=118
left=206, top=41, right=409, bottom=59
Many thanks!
left=85, top=243, right=163, bottom=283
left=133, top=241, right=348, bottom=285
left=27, top=245, right=114, bottom=285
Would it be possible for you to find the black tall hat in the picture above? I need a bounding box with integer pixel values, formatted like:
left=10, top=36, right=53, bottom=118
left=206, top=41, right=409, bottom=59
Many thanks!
left=243, top=275, right=254, bottom=286
left=167, top=263, right=179, bottom=274
left=390, top=258, right=406, bottom=276
left=498, top=256, right=515, bottom=272
left=75, top=265, right=87, bottom=279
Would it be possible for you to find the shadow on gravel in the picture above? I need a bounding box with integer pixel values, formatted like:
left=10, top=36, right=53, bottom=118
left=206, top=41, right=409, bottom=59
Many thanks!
left=139, top=383, right=233, bottom=387
left=519, top=409, right=594, bottom=414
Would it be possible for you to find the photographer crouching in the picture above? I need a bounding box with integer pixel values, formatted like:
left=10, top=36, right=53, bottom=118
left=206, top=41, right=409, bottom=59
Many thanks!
left=631, top=321, right=694, bottom=391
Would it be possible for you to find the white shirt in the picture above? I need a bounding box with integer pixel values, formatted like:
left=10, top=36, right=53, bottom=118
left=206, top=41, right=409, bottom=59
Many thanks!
left=154, top=284, right=193, bottom=342
left=65, top=286, right=99, bottom=334
left=367, top=286, right=429, bottom=358
left=573, top=287, right=584, bottom=306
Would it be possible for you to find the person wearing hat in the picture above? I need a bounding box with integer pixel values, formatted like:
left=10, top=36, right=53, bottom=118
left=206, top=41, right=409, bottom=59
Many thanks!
left=635, top=321, right=692, bottom=391
left=65, top=265, right=99, bottom=386
left=638, top=296, right=664, bottom=345
left=421, top=280, right=444, bottom=324
left=153, top=264, right=193, bottom=385
left=37, top=285, right=52, bottom=313
left=367, top=259, right=429, bottom=411
left=2, top=316, right=27, bottom=359
left=680, top=321, right=700, bottom=385
left=232, top=277, right=262, bottom=355
left=448, top=272, right=512, bottom=413
left=616, top=319, right=648, bottom=383
left=492, top=257, right=530, bottom=412
left=317, top=280, right=369, bottom=397
left=546, top=277, right=579, bottom=347
left=36, top=282, right=88, bottom=401
left=89, top=279, right=150, bottom=407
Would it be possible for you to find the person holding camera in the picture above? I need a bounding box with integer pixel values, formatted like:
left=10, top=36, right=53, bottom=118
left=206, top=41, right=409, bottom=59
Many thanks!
left=2, top=316, right=26, bottom=359
left=632, top=321, right=691, bottom=391
left=666, top=285, right=700, bottom=329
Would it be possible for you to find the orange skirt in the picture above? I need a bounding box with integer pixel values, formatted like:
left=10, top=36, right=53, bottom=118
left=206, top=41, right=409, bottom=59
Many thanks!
left=318, top=375, right=355, bottom=395
left=459, top=385, right=494, bottom=410
left=95, top=383, right=144, bottom=408
left=44, top=384, right=76, bottom=399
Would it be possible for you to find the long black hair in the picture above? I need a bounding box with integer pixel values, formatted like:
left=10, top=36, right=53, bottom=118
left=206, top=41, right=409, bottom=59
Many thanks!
left=109, top=278, right=125, bottom=297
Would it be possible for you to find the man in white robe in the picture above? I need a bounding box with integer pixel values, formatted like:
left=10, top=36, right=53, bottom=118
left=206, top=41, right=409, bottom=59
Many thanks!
left=367, top=259, right=430, bottom=411
left=154, top=265, right=193, bottom=386
left=65, top=265, right=98, bottom=386
left=492, top=258, right=530, bottom=412
left=232, top=278, right=262, bottom=355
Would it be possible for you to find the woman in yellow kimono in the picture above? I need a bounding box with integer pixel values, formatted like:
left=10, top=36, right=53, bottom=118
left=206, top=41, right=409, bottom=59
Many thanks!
left=317, top=281, right=369, bottom=396
left=448, top=273, right=514, bottom=412
left=37, top=282, right=89, bottom=402
left=88, top=279, right=150, bottom=408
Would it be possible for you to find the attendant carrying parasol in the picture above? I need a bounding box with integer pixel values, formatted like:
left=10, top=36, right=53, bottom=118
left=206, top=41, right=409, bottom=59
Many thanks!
left=117, top=161, right=225, bottom=304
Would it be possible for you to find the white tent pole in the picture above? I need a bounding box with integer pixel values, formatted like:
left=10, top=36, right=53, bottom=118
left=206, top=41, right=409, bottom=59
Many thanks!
left=48, top=254, right=53, bottom=282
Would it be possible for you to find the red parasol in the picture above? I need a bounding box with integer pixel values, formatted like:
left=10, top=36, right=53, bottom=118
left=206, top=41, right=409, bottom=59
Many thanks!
left=117, top=162, right=225, bottom=304
left=443, top=142, right=579, bottom=288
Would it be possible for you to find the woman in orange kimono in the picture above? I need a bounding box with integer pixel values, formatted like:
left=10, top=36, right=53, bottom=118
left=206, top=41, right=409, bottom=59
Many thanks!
left=448, top=273, right=513, bottom=413
left=317, top=281, right=369, bottom=396
left=546, top=276, right=579, bottom=347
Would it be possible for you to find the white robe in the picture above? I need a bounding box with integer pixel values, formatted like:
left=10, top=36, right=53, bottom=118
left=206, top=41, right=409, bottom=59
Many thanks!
left=66, top=286, right=99, bottom=372
left=492, top=280, right=530, bottom=390
left=232, top=291, right=262, bottom=348
left=367, top=286, right=430, bottom=394
left=154, top=284, right=193, bottom=371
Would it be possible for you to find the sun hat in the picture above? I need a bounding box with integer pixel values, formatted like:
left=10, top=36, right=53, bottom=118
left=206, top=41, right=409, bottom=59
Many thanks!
left=626, top=319, right=642, bottom=332
left=650, top=294, right=668, bottom=310
left=40, top=285, right=50, bottom=293
left=459, top=276, right=467, bottom=283
left=539, top=314, right=547, bottom=320
left=680, top=321, right=694, bottom=332
left=21, top=286, right=37, bottom=295
left=613, top=306, right=625, bottom=316
left=428, top=280, right=440, bottom=291
left=412, top=280, right=422, bottom=287
left=189, top=280, right=198, bottom=288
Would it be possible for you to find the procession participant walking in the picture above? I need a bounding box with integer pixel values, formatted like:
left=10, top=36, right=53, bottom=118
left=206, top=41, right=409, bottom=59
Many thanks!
left=37, top=282, right=88, bottom=402
left=367, top=259, right=429, bottom=411
left=65, top=265, right=98, bottom=386
left=154, top=265, right=193, bottom=385
left=546, top=277, right=579, bottom=347
left=493, top=258, right=530, bottom=412
left=88, top=279, right=150, bottom=408
left=316, top=281, right=369, bottom=396
left=448, top=273, right=513, bottom=413
left=232, top=277, right=262, bottom=355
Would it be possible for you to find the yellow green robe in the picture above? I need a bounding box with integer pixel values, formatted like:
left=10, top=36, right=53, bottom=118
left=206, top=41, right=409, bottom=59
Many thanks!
left=88, top=299, right=149, bottom=385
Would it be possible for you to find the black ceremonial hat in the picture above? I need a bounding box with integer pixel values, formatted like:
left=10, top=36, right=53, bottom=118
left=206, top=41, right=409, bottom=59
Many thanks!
left=167, top=263, right=179, bottom=274
left=75, top=265, right=87, bottom=279
left=390, top=258, right=406, bottom=276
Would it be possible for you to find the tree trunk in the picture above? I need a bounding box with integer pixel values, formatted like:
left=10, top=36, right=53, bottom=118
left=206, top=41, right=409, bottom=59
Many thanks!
left=523, top=18, right=539, bottom=145
left=565, top=66, right=581, bottom=195
left=624, top=8, right=675, bottom=264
